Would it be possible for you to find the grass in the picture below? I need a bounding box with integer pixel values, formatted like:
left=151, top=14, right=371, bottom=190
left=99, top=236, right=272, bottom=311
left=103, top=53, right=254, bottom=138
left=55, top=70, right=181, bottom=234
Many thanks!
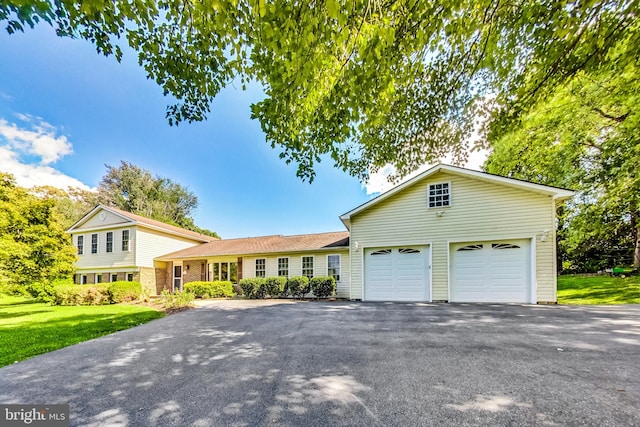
left=0, top=294, right=164, bottom=367
left=558, top=274, right=640, bottom=304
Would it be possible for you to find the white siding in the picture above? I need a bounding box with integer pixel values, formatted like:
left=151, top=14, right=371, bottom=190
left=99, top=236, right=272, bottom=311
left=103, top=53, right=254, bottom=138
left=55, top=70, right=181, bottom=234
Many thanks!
left=242, top=250, right=350, bottom=298
left=75, top=227, right=136, bottom=269
left=81, top=209, right=132, bottom=228
left=136, top=227, right=204, bottom=268
left=349, top=171, right=557, bottom=302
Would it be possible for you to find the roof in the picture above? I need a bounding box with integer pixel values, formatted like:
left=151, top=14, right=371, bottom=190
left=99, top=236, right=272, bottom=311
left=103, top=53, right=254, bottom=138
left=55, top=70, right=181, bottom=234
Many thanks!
left=340, top=163, right=575, bottom=229
left=157, top=231, right=350, bottom=260
left=67, top=205, right=216, bottom=243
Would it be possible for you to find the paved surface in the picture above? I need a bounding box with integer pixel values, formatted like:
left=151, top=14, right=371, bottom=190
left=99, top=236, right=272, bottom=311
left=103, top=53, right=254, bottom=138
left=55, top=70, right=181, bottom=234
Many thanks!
left=1, top=301, right=639, bottom=426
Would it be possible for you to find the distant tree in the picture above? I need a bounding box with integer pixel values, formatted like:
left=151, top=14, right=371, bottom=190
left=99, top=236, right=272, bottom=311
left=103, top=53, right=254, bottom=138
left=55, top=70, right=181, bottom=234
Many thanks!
left=98, top=161, right=219, bottom=238
left=31, top=186, right=99, bottom=229
left=1, top=0, right=637, bottom=181
left=485, top=59, right=639, bottom=271
left=0, top=173, right=76, bottom=292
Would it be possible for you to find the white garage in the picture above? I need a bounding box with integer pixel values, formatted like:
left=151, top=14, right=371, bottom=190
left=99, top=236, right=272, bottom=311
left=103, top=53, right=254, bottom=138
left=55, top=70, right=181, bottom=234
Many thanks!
left=450, top=239, right=531, bottom=303
left=364, top=246, right=430, bottom=301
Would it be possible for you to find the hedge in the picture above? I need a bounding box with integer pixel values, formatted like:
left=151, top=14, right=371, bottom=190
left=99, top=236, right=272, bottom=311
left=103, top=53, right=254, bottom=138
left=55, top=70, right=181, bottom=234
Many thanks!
left=50, top=284, right=111, bottom=305
left=239, top=278, right=265, bottom=299
left=310, top=276, right=336, bottom=299
left=108, top=281, right=143, bottom=303
left=184, top=281, right=235, bottom=298
left=287, top=276, right=310, bottom=299
left=265, top=277, right=288, bottom=298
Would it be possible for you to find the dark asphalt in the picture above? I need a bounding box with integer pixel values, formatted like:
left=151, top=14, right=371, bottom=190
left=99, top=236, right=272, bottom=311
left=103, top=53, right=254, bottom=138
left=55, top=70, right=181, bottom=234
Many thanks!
left=1, top=301, right=639, bottom=426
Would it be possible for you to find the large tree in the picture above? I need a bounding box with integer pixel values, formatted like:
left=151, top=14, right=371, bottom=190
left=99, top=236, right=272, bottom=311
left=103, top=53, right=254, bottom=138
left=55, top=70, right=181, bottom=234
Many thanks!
left=485, top=58, right=639, bottom=271
left=1, top=0, right=637, bottom=181
left=0, top=173, right=77, bottom=291
left=98, top=161, right=219, bottom=237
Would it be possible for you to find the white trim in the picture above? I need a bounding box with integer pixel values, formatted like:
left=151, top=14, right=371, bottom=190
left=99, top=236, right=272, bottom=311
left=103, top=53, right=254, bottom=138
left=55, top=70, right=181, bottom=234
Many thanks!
left=446, top=240, right=451, bottom=302
left=426, top=181, right=452, bottom=209
left=301, top=255, right=314, bottom=278
left=340, top=163, right=574, bottom=228
left=530, top=236, right=537, bottom=304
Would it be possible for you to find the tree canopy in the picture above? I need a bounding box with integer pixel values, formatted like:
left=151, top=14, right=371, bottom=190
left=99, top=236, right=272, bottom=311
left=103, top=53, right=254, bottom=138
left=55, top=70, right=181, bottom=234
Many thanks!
left=97, top=161, right=219, bottom=237
left=2, top=0, right=637, bottom=180
left=485, top=57, right=639, bottom=271
left=0, top=173, right=77, bottom=291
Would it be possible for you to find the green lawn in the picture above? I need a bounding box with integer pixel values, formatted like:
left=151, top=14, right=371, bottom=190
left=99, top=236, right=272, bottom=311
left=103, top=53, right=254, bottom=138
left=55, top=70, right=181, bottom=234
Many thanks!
left=0, top=295, right=164, bottom=367
left=558, top=274, right=640, bottom=304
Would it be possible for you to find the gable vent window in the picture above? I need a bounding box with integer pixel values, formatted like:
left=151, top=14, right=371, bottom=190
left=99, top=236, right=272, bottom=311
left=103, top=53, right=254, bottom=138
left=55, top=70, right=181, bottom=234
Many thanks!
left=428, top=183, right=450, bottom=208
left=371, top=249, right=392, bottom=255
left=492, top=243, right=521, bottom=249
left=399, top=248, right=421, bottom=254
left=457, top=244, right=483, bottom=251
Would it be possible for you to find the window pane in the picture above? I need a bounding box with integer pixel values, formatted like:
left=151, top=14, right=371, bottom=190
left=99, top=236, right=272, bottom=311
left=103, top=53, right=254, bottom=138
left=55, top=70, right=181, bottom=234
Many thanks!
left=221, top=262, right=228, bottom=281
left=328, top=255, right=340, bottom=281
left=122, top=230, right=129, bottom=251
left=106, top=232, right=113, bottom=253
left=278, top=258, right=288, bottom=277
left=213, top=263, right=220, bottom=280
left=302, top=256, right=313, bottom=278
left=91, top=234, right=98, bottom=254
left=230, top=262, right=238, bottom=283
left=255, top=259, right=265, bottom=278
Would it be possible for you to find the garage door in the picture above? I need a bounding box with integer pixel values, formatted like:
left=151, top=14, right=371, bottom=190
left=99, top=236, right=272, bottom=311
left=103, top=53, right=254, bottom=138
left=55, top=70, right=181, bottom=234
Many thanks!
left=364, top=246, right=430, bottom=301
left=451, top=239, right=531, bottom=303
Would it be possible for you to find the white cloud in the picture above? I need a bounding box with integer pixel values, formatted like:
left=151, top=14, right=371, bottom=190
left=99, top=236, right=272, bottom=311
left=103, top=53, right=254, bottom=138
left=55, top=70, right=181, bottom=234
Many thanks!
left=362, top=148, right=490, bottom=196
left=0, top=115, right=93, bottom=190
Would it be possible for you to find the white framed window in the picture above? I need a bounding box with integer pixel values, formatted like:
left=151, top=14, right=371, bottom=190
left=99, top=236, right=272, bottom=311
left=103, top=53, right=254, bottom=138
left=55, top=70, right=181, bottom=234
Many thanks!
left=77, top=235, right=84, bottom=255
left=428, top=182, right=451, bottom=208
left=327, top=254, right=341, bottom=282
left=122, top=230, right=130, bottom=251
left=96, top=273, right=103, bottom=283
left=302, top=256, right=314, bottom=278
left=111, top=274, right=118, bottom=282
left=127, top=273, right=134, bottom=282
left=106, top=232, right=113, bottom=253
left=277, top=257, right=289, bottom=277
left=91, top=234, right=98, bottom=254
left=255, top=259, right=266, bottom=278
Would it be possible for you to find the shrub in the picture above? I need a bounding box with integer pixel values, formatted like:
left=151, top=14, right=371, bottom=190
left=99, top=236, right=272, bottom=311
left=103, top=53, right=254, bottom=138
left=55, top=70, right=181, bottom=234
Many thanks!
left=239, top=278, right=265, bottom=299
left=107, top=281, right=142, bottom=303
left=184, top=281, right=234, bottom=298
left=287, top=276, right=310, bottom=299
left=265, top=276, right=288, bottom=298
left=25, top=281, right=57, bottom=302
left=310, top=276, right=336, bottom=299
left=160, top=289, right=194, bottom=309
left=51, top=284, right=110, bottom=305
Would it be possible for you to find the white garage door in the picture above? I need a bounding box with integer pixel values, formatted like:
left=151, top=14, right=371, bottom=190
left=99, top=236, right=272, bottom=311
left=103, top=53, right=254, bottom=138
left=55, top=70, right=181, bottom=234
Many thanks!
left=451, top=239, right=531, bottom=303
left=365, top=246, right=430, bottom=301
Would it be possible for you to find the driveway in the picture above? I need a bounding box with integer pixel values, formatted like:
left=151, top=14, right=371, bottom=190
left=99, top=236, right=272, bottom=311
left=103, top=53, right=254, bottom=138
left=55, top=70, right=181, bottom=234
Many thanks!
left=1, top=301, right=639, bottom=426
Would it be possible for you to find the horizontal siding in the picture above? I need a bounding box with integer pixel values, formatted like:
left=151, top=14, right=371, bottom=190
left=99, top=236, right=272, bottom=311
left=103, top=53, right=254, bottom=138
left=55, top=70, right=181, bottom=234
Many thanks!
left=80, top=209, right=131, bottom=228
left=241, top=251, right=350, bottom=298
left=350, top=171, right=556, bottom=302
left=135, top=228, right=204, bottom=268
left=75, top=227, right=136, bottom=269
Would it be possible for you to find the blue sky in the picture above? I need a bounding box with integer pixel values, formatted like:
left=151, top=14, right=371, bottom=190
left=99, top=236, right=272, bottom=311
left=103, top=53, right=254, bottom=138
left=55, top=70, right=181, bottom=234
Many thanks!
left=0, top=25, right=487, bottom=238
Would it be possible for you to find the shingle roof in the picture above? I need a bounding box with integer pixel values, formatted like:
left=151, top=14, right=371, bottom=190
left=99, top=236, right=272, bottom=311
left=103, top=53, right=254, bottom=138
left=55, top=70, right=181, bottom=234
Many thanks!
left=70, top=205, right=215, bottom=243
left=158, top=231, right=350, bottom=260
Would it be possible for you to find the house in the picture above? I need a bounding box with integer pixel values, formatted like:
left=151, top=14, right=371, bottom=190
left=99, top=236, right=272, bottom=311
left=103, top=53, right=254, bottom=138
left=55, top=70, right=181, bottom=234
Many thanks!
left=68, top=164, right=574, bottom=303
left=66, top=205, right=215, bottom=294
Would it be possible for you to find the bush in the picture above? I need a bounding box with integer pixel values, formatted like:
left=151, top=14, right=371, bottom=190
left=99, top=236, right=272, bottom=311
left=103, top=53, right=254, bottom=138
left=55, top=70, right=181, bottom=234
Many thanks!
left=184, top=281, right=234, bottom=298
left=107, top=281, right=142, bottom=303
left=265, top=276, right=288, bottom=298
left=160, top=289, right=194, bottom=309
left=287, top=276, right=310, bottom=299
left=25, top=281, right=57, bottom=302
left=310, top=276, right=336, bottom=299
left=51, top=284, right=110, bottom=305
left=239, top=278, right=265, bottom=299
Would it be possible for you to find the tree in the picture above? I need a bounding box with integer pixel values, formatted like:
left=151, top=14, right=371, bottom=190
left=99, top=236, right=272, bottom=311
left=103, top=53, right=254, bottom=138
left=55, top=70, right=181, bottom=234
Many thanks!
left=31, top=186, right=100, bottom=229
left=485, top=59, right=640, bottom=271
left=98, top=161, right=219, bottom=237
left=0, top=173, right=77, bottom=292
left=2, top=0, right=637, bottom=181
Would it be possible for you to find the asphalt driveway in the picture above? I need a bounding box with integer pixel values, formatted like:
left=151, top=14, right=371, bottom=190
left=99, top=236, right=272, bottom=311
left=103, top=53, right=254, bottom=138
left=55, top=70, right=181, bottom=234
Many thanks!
left=1, top=301, right=639, bottom=426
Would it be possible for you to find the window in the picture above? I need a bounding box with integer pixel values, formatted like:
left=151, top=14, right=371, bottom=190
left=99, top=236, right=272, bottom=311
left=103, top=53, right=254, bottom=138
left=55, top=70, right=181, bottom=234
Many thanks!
left=458, top=244, right=483, bottom=251
left=77, top=236, right=84, bottom=255
left=277, top=257, right=289, bottom=277
left=111, top=274, right=118, bottom=282
left=371, top=249, right=391, bottom=255
left=96, top=273, right=103, bottom=283
left=81, top=275, right=87, bottom=284
left=492, top=243, right=521, bottom=250
left=399, top=248, right=421, bottom=254
left=328, top=255, right=341, bottom=282
left=91, top=234, right=98, bottom=254
left=106, top=232, right=113, bottom=253
left=127, top=273, right=134, bottom=282
left=122, top=230, right=130, bottom=251
left=302, top=256, right=314, bottom=278
left=255, top=259, right=266, bottom=278
left=428, top=183, right=450, bottom=208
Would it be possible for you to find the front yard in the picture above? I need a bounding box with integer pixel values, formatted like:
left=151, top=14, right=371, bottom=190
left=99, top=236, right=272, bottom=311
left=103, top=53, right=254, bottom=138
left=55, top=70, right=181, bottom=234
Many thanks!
left=558, top=274, right=640, bottom=304
left=0, top=295, right=163, bottom=367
